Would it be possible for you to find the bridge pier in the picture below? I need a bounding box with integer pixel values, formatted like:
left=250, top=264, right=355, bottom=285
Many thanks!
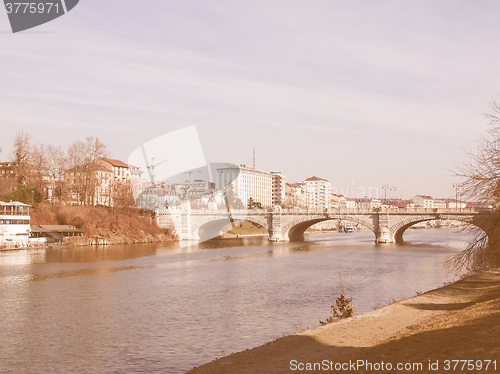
left=375, top=227, right=395, bottom=244
left=374, top=214, right=395, bottom=244
left=269, top=233, right=285, bottom=242
left=268, top=206, right=286, bottom=242
left=166, top=200, right=197, bottom=241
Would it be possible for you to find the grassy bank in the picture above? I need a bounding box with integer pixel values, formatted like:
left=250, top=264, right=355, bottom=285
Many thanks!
left=31, top=203, right=174, bottom=245
left=226, top=220, right=268, bottom=236
left=187, top=268, right=500, bottom=374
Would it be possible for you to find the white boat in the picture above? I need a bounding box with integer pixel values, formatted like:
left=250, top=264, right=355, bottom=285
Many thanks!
left=344, top=225, right=355, bottom=233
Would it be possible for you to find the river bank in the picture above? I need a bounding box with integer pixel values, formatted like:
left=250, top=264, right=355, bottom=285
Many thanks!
left=28, top=202, right=175, bottom=246
left=187, top=268, right=500, bottom=374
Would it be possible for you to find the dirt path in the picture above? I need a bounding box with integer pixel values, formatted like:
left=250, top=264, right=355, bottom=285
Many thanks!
left=187, top=269, right=500, bottom=374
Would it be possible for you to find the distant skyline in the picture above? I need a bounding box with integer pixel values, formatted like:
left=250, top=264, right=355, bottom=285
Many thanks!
left=1, top=1, right=500, bottom=199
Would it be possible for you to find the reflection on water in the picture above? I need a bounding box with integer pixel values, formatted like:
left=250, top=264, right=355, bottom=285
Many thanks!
left=0, top=229, right=468, bottom=373
left=3, top=265, right=154, bottom=285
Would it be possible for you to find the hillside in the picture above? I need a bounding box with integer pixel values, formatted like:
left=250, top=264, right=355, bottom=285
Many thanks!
left=30, top=203, right=175, bottom=245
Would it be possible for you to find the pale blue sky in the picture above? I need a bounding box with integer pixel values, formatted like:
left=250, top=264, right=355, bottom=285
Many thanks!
left=1, top=0, right=499, bottom=199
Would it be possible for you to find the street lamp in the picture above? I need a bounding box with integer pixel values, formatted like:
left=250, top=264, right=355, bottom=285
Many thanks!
left=452, top=183, right=462, bottom=211
left=381, top=184, right=396, bottom=203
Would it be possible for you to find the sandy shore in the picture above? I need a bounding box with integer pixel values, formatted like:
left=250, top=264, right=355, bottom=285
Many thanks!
left=187, top=268, right=500, bottom=374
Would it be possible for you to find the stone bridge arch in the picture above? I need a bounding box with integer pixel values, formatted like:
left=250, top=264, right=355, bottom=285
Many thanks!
left=190, top=214, right=269, bottom=241
left=282, top=214, right=376, bottom=241
left=390, top=214, right=478, bottom=243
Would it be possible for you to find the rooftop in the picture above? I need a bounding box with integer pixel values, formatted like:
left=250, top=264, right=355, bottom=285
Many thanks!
left=305, top=176, right=328, bottom=182
left=31, top=225, right=82, bottom=233
left=105, top=158, right=130, bottom=168
left=0, top=201, right=31, bottom=207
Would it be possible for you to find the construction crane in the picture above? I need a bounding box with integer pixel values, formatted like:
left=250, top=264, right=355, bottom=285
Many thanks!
left=141, top=145, right=167, bottom=184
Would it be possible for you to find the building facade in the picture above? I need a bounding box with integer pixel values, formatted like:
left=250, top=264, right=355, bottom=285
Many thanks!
left=216, top=165, right=272, bottom=208
left=0, top=201, right=30, bottom=245
left=433, top=199, right=447, bottom=209
left=105, top=158, right=132, bottom=183
left=285, top=183, right=306, bottom=208
left=446, top=200, right=467, bottom=209
left=271, top=171, right=286, bottom=207
left=301, top=176, right=331, bottom=210
left=354, top=197, right=382, bottom=210
left=413, top=195, right=435, bottom=208
left=330, top=194, right=356, bottom=210
left=65, top=158, right=133, bottom=207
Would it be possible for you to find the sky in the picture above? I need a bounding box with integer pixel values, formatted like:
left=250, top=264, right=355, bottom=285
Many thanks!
left=1, top=0, right=500, bottom=199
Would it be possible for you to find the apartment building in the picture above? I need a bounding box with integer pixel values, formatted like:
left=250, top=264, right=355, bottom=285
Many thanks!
left=65, top=158, right=133, bottom=207
left=285, top=183, right=306, bottom=209
left=301, top=176, right=331, bottom=210
left=106, top=158, right=132, bottom=182
left=271, top=171, right=286, bottom=207
left=216, top=165, right=272, bottom=208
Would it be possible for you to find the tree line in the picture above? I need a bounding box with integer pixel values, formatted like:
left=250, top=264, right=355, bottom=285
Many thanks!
left=0, top=132, right=133, bottom=208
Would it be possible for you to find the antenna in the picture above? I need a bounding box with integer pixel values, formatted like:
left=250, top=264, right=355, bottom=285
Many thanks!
left=253, top=146, right=256, bottom=170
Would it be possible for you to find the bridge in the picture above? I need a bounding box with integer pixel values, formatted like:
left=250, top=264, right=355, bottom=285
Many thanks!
left=157, top=206, right=480, bottom=244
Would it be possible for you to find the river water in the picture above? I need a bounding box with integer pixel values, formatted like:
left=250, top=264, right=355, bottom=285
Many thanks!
left=0, top=229, right=470, bottom=373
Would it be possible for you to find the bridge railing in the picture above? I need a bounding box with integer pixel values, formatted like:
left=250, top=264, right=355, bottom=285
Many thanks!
left=395, top=207, right=476, bottom=213
left=277, top=207, right=476, bottom=214
left=162, top=207, right=477, bottom=215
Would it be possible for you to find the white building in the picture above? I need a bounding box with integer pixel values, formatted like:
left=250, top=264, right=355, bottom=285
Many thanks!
left=345, top=198, right=356, bottom=210
left=447, top=200, right=467, bottom=209
left=331, top=194, right=356, bottom=210
left=433, top=199, right=447, bottom=209
left=0, top=201, right=30, bottom=246
left=301, top=176, right=331, bottom=210
left=355, top=197, right=382, bottom=210
left=271, top=171, right=286, bottom=207
left=413, top=195, right=435, bottom=208
left=217, top=165, right=272, bottom=208
left=330, top=194, right=343, bottom=210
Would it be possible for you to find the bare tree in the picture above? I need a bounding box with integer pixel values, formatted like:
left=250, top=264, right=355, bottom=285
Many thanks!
left=11, top=131, right=32, bottom=188
left=30, top=144, right=49, bottom=198
left=84, top=137, right=110, bottom=206
left=46, top=145, right=67, bottom=203
left=454, top=100, right=500, bottom=271
left=66, top=137, right=109, bottom=206
left=84, top=137, right=108, bottom=164
left=112, top=182, right=136, bottom=209
left=0, top=161, right=16, bottom=196
left=458, top=102, right=500, bottom=205
left=66, top=140, right=87, bottom=205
